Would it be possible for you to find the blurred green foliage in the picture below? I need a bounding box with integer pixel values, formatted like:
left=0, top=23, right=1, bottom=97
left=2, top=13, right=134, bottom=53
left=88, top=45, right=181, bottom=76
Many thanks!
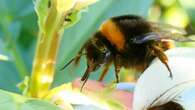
left=148, top=0, right=195, bottom=34
left=0, top=0, right=37, bottom=92
left=0, top=89, right=61, bottom=110
left=0, top=0, right=195, bottom=93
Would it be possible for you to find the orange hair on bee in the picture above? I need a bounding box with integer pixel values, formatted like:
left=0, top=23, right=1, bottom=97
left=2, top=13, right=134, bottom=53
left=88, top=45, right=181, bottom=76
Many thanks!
left=100, top=20, right=125, bottom=51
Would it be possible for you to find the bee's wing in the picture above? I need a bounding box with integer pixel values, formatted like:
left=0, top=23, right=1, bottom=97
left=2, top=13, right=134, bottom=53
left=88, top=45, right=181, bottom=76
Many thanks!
left=133, top=32, right=195, bottom=44
left=149, top=22, right=187, bottom=35
left=133, top=22, right=194, bottom=44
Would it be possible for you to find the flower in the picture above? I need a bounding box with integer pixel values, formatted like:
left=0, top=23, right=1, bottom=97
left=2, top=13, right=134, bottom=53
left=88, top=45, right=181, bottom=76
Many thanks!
left=50, top=79, right=133, bottom=110
left=133, top=48, right=195, bottom=110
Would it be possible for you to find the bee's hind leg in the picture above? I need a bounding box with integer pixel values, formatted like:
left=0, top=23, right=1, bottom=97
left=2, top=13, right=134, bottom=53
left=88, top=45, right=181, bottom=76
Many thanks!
left=150, top=45, right=173, bottom=79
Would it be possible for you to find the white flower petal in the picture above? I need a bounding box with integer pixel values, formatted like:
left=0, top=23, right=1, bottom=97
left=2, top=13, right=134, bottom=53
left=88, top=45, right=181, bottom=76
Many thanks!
left=133, top=48, right=195, bottom=110
left=177, top=86, right=195, bottom=110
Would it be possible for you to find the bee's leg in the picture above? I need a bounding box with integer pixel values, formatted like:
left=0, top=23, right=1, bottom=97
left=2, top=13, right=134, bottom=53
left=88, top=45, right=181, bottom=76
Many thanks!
left=60, top=52, right=86, bottom=71
left=81, top=65, right=92, bottom=81
left=74, top=49, right=84, bottom=65
left=75, top=46, right=86, bottom=65
left=80, top=58, right=97, bottom=91
left=80, top=72, right=89, bottom=92
left=60, top=46, right=86, bottom=71
left=98, top=62, right=112, bottom=81
left=80, top=74, right=89, bottom=92
left=150, top=45, right=173, bottom=78
left=80, top=65, right=91, bottom=91
left=114, top=55, right=121, bottom=83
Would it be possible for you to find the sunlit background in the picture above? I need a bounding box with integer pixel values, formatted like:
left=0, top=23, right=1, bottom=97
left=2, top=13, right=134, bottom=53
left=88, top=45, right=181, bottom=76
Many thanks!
left=149, top=0, right=195, bottom=30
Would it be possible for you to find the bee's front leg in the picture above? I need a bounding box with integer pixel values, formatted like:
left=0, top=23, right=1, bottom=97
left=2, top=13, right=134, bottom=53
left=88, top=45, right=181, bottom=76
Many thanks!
left=114, top=55, right=122, bottom=83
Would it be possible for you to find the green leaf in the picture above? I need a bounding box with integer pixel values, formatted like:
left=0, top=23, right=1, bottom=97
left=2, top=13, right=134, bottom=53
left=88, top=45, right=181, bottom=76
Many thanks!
left=20, top=100, right=61, bottom=110
left=0, top=90, right=61, bottom=110
left=0, top=90, right=18, bottom=110
left=53, top=0, right=153, bottom=86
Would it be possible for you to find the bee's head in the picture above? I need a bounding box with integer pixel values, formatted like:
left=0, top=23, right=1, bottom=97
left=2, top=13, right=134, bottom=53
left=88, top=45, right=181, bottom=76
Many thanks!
left=85, top=32, right=112, bottom=71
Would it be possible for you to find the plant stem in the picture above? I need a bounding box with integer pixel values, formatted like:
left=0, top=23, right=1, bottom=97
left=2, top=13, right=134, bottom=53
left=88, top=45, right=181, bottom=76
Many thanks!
left=28, top=5, right=65, bottom=97
left=28, top=0, right=97, bottom=98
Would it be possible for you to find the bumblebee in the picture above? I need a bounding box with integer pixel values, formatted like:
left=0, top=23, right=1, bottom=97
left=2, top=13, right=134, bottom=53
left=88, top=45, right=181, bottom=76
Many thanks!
left=149, top=101, right=184, bottom=110
left=61, top=15, right=193, bottom=89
